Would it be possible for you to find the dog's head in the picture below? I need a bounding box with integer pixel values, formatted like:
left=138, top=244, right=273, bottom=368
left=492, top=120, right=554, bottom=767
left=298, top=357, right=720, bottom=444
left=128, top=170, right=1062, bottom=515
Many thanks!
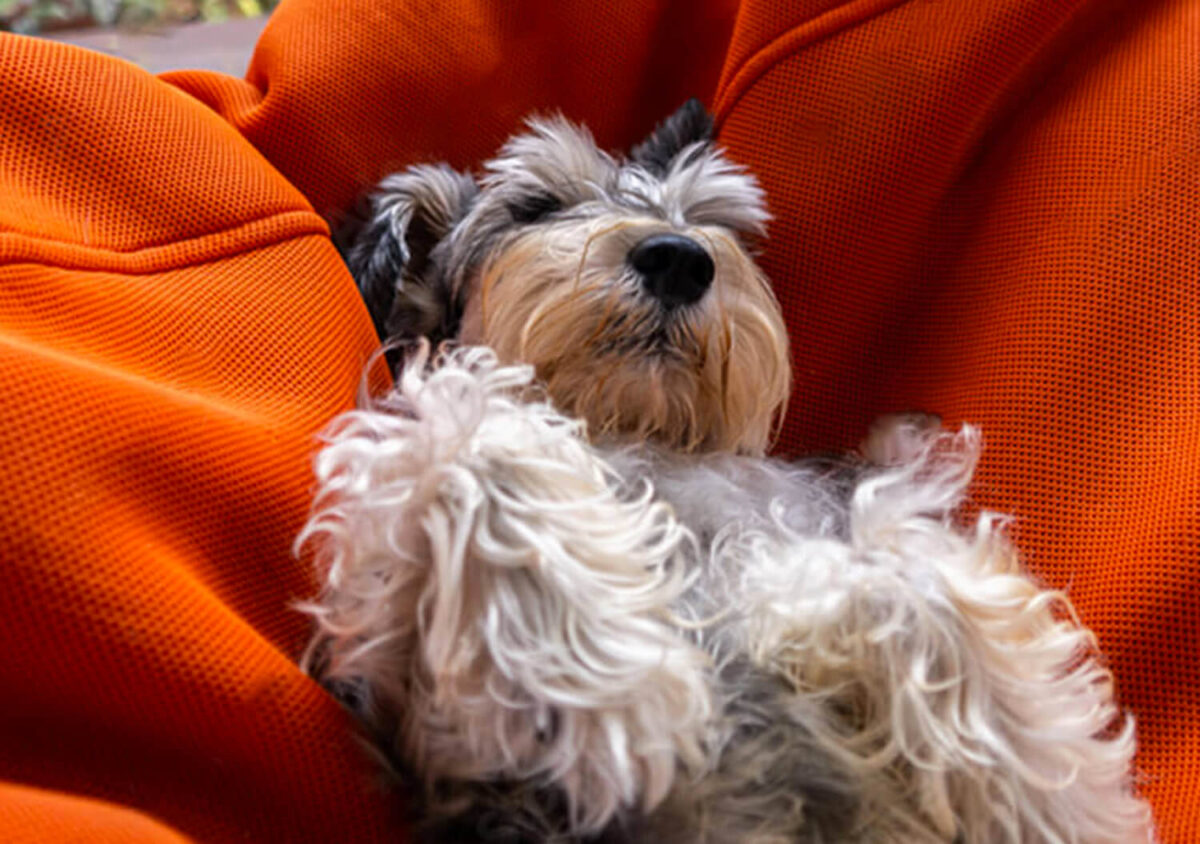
left=343, top=100, right=791, bottom=454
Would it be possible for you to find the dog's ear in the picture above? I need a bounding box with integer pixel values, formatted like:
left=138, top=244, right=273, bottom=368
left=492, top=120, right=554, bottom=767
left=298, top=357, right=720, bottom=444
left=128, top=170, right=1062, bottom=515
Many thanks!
left=337, top=164, right=478, bottom=341
left=629, top=98, right=714, bottom=175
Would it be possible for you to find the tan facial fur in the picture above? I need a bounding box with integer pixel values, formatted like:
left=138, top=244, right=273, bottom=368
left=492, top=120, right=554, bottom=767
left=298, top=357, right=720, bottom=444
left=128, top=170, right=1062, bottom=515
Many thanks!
left=458, top=215, right=790, bottom=454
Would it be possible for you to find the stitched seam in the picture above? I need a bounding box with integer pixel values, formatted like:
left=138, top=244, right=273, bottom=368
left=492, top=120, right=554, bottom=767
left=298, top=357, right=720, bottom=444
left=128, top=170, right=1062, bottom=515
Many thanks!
left=0, top=230, right=329, bottom=275
left=0, top=330, right=278, bottom=429
left=714, top=0, right=913, bottom=126
left=0, top=209, right=327, bottom=254
left=0, top=210, right=330, bottom=274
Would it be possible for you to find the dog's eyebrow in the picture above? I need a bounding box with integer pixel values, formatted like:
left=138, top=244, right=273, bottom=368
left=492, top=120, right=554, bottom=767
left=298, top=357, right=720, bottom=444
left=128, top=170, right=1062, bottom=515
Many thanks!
left=611, top=186, right=661, bottom=214
left=610, top=167, right=665, bottom=212
left=663, top=149, right=770, bottom=235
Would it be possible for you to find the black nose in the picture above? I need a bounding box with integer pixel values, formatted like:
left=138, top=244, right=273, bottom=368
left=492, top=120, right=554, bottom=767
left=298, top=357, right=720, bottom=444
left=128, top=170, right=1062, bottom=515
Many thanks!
left=628, top=234, right=715, bottom=308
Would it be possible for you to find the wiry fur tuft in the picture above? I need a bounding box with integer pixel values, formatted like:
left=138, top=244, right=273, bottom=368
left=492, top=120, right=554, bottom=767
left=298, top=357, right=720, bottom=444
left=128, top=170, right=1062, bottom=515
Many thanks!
left=301, top=349, right=1154, bottom=843
left=340, top=163, right=479, bottom=342
left=630, top=98, right=714, bottom=176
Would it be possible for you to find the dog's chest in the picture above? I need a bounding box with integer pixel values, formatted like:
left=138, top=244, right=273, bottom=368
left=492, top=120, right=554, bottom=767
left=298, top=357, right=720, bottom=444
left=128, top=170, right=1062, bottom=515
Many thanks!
left=606, top=448, right=857, bottom=550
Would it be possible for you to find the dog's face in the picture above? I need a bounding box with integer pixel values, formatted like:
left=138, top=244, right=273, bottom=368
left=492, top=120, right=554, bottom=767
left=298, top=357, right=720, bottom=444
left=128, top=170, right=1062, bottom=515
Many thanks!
left=345, top=101, right=791, bottom=454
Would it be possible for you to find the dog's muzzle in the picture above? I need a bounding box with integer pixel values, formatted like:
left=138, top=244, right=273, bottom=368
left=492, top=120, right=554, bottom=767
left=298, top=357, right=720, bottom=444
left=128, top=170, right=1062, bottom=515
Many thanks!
left=628, top=234, right=715, bottom=308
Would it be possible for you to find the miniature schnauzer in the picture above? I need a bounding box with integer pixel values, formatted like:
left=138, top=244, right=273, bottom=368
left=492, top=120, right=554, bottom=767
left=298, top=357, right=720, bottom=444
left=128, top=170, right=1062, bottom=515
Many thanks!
left=299, top=101, right=1155, bottom=843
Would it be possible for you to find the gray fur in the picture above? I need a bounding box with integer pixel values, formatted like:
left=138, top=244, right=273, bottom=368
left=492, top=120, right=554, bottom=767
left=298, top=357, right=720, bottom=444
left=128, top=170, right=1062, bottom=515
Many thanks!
left=339, top=163, right=478, bottom=341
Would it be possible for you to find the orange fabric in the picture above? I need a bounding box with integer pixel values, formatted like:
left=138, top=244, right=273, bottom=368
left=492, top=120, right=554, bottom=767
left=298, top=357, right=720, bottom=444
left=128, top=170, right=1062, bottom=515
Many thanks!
left=0, top=1, right=1195, bottom=842
left=713, top=4, right=1200, bottom=838
left=0, top=783, right=192, bottom=844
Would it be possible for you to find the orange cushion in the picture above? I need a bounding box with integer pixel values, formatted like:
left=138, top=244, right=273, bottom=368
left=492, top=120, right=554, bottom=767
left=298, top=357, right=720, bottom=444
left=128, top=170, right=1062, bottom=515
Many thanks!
left=713, top=5, right=1199, bottom=838
left=1, top=0, right=1195, bottom=840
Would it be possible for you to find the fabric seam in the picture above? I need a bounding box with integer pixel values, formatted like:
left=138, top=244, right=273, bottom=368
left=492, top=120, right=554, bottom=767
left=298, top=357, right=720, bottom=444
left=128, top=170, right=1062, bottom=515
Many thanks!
left=714, top=0, right=914, bottom=126
left=0, top=209, right=330, bottom=275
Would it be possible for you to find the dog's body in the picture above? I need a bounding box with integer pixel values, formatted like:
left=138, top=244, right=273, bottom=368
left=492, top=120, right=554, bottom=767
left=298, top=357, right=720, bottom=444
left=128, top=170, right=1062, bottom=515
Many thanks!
left=301, top=103, right=1155, bottom=842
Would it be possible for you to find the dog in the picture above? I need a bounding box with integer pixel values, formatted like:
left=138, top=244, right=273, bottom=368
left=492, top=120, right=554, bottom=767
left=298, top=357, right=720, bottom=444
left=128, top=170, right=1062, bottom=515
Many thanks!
left=299, top=101, right=1155, bottom=842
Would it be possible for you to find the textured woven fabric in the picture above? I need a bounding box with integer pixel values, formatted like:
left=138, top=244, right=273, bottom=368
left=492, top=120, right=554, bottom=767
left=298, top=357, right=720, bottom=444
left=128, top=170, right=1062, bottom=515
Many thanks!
left=0, top=34, right=401, bottom=842
left=714, top=5, right=1200, bottom=840
left=1, top=0, right=1195, bottom=840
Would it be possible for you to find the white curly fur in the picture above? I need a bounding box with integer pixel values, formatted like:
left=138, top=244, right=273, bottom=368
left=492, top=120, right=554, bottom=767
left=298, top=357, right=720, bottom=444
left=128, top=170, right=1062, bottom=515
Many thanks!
left=298, top=344, right=712, bottom=833
left=300, top=346, right=1154, bottom=843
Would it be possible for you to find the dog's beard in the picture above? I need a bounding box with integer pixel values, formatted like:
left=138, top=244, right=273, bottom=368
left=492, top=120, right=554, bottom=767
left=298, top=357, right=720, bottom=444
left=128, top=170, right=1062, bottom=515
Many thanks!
left=460, top=217, right=791, bottom=454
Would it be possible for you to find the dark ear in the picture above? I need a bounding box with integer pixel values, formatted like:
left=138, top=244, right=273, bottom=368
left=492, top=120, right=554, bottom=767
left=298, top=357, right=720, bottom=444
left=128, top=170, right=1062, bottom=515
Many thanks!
left=629, top=98, right=714, bottom=175
left=336, top=164, right=478, bottom=341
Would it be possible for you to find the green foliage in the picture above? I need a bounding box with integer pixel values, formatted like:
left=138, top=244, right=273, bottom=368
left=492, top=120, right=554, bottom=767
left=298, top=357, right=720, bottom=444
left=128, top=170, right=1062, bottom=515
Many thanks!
left=0, top=0, right=277, bottom=33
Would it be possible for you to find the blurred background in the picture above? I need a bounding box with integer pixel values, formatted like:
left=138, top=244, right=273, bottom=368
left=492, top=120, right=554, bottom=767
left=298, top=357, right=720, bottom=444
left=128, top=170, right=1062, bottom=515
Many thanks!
left=0, top=0, right=275, bottom=73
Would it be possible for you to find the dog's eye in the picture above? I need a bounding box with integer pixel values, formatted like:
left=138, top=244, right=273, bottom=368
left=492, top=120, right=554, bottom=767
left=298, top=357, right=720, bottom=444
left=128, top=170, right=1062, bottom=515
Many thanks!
left=507, top=192, right=562, bottom=224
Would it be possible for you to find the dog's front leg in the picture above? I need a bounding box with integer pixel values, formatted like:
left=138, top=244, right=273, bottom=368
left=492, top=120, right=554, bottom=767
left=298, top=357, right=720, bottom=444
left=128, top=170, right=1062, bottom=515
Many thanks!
left=740, top=422, right=1153, bottom=843
left=298, top=345, right=711, bottom=838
